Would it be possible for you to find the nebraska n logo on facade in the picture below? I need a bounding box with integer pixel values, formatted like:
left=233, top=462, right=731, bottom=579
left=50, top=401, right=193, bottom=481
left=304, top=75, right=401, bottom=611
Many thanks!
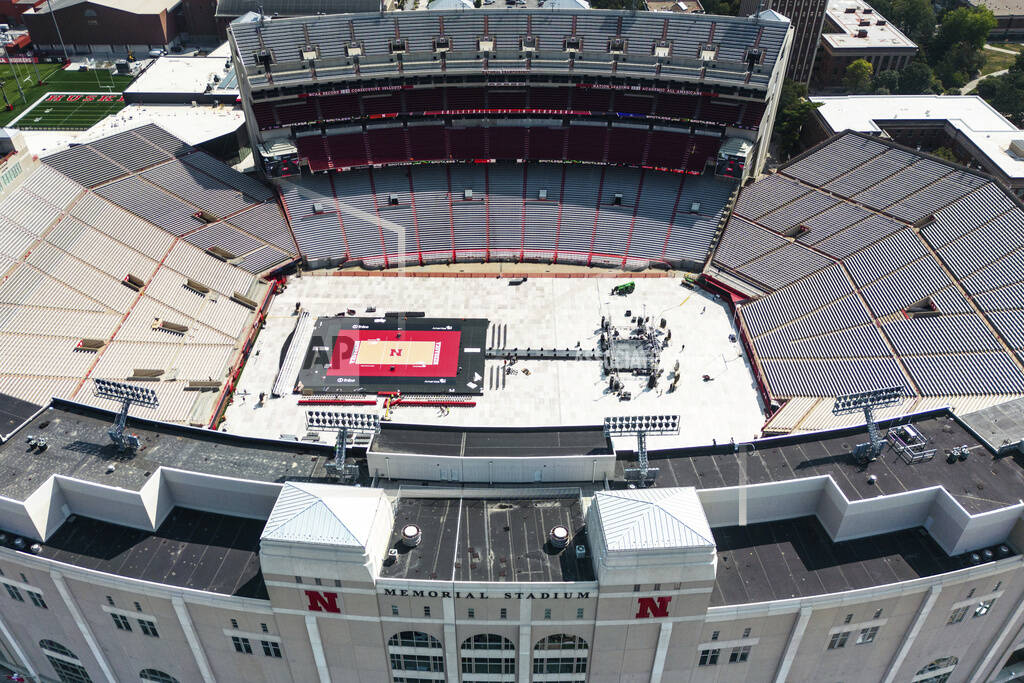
left=635, top=597, right=672, bottom=619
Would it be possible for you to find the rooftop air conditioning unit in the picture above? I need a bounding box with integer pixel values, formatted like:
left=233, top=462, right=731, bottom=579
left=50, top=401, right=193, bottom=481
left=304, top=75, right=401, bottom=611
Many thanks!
left=1009, top=139, right=1024, bottom=157
left=857, top=29, right=869, bottom=37
left=464, top=189, right=473, bottom=200
left=690, top=202, right=701, bottom=213
left=312, top=202, right=325, bottom=214
left=389, top=193, right=399, bottom=205
left=538, top=189, right=547, bottom=200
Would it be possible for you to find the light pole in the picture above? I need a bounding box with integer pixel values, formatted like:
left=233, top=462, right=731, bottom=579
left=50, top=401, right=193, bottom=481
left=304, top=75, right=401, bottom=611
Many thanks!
left=0, top=80, right=11, bottom=111
left=45, top=0, right=69, bottom=63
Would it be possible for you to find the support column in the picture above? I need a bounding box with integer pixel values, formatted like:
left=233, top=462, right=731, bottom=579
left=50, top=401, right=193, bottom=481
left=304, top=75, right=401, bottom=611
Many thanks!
left=443, top=597, right=459, bottom=683
left=305, top=615, right=332, bottom=683
left=882, top=585, right=941, bottom=683
left=649, top=622, right=673, bottom=683
left=774, top=606, right=812, bottom=683
left=518, top=596, right=531, bottom=683
left=171, top=597, right=215, bottom=683
left=0, top=607, right=37, bottom=679
left=50, top=571, right=116, bottom=683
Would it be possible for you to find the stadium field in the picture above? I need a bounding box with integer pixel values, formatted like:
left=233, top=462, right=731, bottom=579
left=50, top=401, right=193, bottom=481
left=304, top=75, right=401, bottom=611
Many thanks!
left=0, top=63, right=133, bottom=128
left=13, top=92, right=128, bottom=130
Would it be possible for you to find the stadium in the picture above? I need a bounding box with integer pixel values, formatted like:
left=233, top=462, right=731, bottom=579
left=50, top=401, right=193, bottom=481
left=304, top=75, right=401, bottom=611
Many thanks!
left=0, top=6, right=1022, bottom=683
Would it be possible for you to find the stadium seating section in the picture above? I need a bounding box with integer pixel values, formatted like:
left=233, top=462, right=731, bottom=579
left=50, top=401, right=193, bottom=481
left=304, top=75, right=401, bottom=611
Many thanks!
left=711, top=133, right=1024, bottom=404
left=0, top=125, right=296, bottom=420
left=277, top=161, right=735, bottom=269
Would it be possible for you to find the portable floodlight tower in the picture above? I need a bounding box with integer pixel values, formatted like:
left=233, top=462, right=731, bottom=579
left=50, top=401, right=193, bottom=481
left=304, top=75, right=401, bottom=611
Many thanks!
left=305, top=410, right=381, bottom=481
left=92, top=379, right=159, bottom=453
left=832, top=387, right=905, bottom=463
left=604, top=414, right=680, bottom=487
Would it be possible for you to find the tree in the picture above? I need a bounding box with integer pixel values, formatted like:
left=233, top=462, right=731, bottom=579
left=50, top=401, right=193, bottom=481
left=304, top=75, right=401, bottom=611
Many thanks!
left=844, top=59, right=874, bottom=93
left=933, top=42, right=986, bottom=88
left=933, top=5, right=996, bottom=51
left=977, top=70, right=1024, bottom=124
left=772, top=80, right=822, bottom=160
left=873, top=69, right=901, bottom=93
left=931, top=147, right=958, bottom=162
left=899, top=60, right=939, bottom=93
left=889, top=0, right=936, bottom=43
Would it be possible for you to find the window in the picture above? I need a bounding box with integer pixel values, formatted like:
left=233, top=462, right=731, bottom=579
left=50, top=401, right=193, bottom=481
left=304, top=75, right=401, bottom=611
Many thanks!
left=392, top=653, right=444, bottom=672
left=843, top=613, right=853, bottom=624
left=467, top=608, right=475, bottom=619
left=261, top=640, right=282, bottom=658
left=19, top=573, right=26, bottom=583
left=111, top=614, right=132, bottom=632
left=947, top=606, right=969, bottom=624
left=314, top=578, right=322, bottom=586
left=532, top=635, right=588, bottom=675
left=576, top=608, right=584, bottom=619
left=461, top=634, right=515, bottom=676
left=5, top=584, right=23, bottom=602
left=653, top=583, right=661, bottom=591
left=334, top=579, right=342, bottom=587
left=392, top=605, right=399, bottom=616
left=106, top=596, right=114, bottom=606
left=994, top=581, right=1002, bottom=591
left=966, top=588, right=975, bottom=599
left=28, top=591, right=47, bottom=608
left=389, top=633, right=442, bottom=649
left=261, top=623, right=269, bottom=633
left=874, top=608, right=883, bottom=619
left=711, top=631, right=719, bottom=640
left=974, top=599, right=995, bottom=617
left=40, top=640, right=92, bottom=683
left=914, top=656, right=958, bottom=683
left=134, top=602, right=142, bottom=612
left=544, top=608, right=551, bottom=620
left=500, top=608, right=507, bottom=619
left=633, top=584, right=641, bottom=592
left=742, top=627, right=751, bottom=638
left=698, top=648, right=720, bottom=666
left=232, top=636, right=253, bottom=654
left=729, top=646, right=751, bottom=663
left=827, top=631, right=850, bottom=650
left=230, top=619, right=238, bottom=629
left=294, top=576, right=302, bottom=584
left=424, top=606, right=431, bottom=618
left=139, top=670, right=179, bottom=683
left=857, top=627, right=879, bottom=644
left=138, top=619, right=159, bottom=638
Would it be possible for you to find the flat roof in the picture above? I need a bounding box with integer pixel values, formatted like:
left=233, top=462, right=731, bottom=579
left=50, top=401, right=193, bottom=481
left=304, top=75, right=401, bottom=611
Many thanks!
left=0, top=393, right=41, bottom=441
left=32, top=507, right=267, bottom=598
left=648, top=414, right=1024, bottom=514
left=0, top=401, right=335, bottom=501
left=125, top=57, right=236, bottom=96
left=960, top=397, right=1024, bottom=449
left=19, top=105, right=245, bottom=157
left=811, top=95, right=1024, bottom=181
left=380, top=496, right=594, bottom=582
left=710, top=515, right=970, bottom=605
left=968, top=0, right=1024, bottom=15
left=823, top=0, right=917, bottom=50
left=372, top=425, right=612, bottom=459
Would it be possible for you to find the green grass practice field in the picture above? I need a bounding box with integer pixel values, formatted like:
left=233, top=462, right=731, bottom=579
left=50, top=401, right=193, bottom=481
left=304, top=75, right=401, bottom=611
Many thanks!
left=0, top=62, right=134, bottom=129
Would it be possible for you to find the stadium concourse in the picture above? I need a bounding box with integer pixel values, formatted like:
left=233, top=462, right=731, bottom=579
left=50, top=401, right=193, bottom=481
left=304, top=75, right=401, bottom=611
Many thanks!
left=710, top=132, right=1024, bottom=433
left=0, top=124, right=298, bottom=425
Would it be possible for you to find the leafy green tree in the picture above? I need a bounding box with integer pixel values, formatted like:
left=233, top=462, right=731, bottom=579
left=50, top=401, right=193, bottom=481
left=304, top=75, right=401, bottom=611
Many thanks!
left=933, top=5, right=996, bottom=51
left=873, top=69, right=901, bottom=93
left=844, top=59, right=875, bottom=93
left=899, top=60, right=939, bottom=93
left=933, top=42, right=986, bottom=88
left=931, top=146, right=958, bottom=162
left=889, top=0, right=936, bottom=43
left=771, top=80, right=822, bottom=161
left=977, top=70, right=1024, bottom=124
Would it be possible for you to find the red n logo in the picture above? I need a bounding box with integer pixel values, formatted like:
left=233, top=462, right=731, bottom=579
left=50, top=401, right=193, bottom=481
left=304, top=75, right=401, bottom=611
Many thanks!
left=305, top=590, right=341, bottom=613
left=635, top=596, right=671, bottom=619
left=390, top=348, right=403, bottom=357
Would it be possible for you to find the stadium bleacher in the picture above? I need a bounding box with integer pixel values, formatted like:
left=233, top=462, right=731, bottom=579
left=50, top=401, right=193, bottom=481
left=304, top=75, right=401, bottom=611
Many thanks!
left=277, top=162, right=734, bottom=269
left=0, top=125, right=293, bottom=423
left=711, top=132, right=1024, bottom=409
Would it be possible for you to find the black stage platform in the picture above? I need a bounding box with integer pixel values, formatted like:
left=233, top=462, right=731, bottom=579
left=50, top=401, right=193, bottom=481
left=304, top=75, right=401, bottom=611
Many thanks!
left=298, top=316, right=488, bottom=395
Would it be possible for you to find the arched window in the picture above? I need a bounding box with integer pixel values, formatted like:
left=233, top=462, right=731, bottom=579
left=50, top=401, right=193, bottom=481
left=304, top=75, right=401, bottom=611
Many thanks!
left=533, top=634, right=589, bottom=677
left=461, top=634, right=515, bottom=680
left=913, top=656, right=959, bottom=683
left=140, top=670, right=179, bottom=683
left=39, top=640, right=92, bottom=683
left=387, top=631, right=443, bottom=682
